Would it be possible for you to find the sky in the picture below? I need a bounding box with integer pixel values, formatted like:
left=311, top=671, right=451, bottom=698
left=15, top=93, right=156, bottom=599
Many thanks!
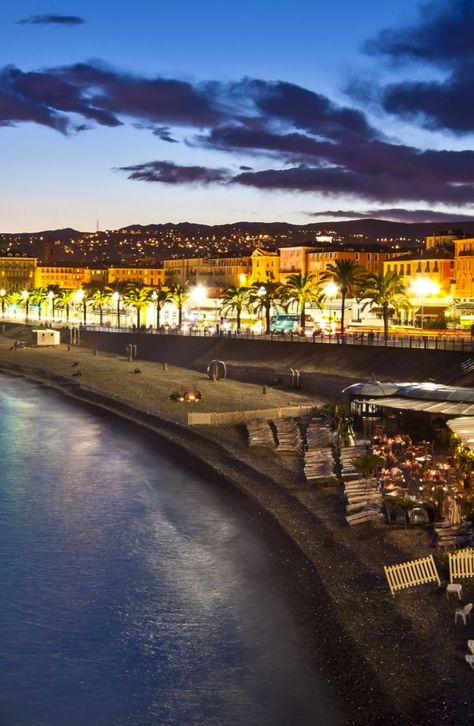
left=1, top=0, right=473, bottom=232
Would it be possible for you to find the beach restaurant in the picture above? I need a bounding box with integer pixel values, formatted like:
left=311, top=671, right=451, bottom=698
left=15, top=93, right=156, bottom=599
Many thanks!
left=344, top=381, right=474, bottom=439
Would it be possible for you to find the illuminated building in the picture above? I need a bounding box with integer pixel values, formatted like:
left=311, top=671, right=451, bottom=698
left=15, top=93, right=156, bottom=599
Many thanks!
left=0, top=254, right=37, bottom=291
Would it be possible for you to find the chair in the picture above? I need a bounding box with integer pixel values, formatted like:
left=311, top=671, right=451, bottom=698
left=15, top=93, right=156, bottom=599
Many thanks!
left=455, top=603, right=473, bottom=625
left=467, top=640, right=474, bottom=655
left=446, top=583, right=463, bottom=600
left=465, top=654, right=474, bottom=669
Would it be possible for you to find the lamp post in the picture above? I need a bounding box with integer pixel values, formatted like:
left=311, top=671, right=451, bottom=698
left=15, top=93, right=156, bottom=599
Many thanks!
left=0, top=288, right=5, bottom=317
left=21, top=290, right=29, bottom=321
left=323, top=281, right=339, bottom=334
left=410, top=278, right=440, bottom=330
left=75, top=289, right=87, bottom=325
left=190, top=284, right=207, bottom=329
left=47, top=290, right=55, bottom=321
left=112, top=291, right=121, bottom=328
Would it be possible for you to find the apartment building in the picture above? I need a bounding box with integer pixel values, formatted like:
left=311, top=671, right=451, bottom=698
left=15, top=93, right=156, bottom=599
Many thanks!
left=0, top=254, right=37, bottom=291
left=308, top=248, right=386, bottom=279
left=384, top=249, right=455, bottom=297
left=454, top=237, right=474, bottom=298
left=107, top=266, right=164, bottom=288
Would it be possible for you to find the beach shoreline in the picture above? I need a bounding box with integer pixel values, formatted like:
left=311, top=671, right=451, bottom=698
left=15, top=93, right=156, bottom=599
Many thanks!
left=1, top=332, right=473, bottom=724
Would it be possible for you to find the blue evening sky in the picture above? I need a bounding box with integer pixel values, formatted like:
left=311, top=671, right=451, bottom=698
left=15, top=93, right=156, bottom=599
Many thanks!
left=0, top=1, right=472, bottom=231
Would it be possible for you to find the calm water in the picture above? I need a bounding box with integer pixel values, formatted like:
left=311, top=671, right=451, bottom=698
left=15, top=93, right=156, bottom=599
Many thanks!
left=0, top=375, right=337, bottom=726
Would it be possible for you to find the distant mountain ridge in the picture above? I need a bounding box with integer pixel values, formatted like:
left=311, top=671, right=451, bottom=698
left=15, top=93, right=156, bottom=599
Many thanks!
left=1, top=218, right=474, bottom=264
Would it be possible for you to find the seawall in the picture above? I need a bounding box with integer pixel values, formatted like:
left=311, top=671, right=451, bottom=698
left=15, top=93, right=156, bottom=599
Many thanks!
left=79, top=330, right=471, bottom=391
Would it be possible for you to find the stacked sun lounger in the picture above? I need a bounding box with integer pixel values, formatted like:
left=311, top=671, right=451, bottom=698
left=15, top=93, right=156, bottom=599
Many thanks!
left=339, top=444, right=367, bottom=480
left=305, top=419, right=334, bottom=449
left=344, top=477, right=383, bottom=526
left=246, top=419, right=276, bottom=448
left=434, top=523, right=474, bottom=550
left=273, top=418, right=303, bottom=454
left=303, top=419, right=336, bottom=482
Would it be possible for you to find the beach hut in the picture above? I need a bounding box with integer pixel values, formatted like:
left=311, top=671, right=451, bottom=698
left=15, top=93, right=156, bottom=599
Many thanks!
left=33, top=329, right=60, bottom=346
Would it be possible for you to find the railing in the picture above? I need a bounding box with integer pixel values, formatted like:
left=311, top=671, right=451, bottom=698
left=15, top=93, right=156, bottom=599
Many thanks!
left=81, top=324, right=474, bottom=352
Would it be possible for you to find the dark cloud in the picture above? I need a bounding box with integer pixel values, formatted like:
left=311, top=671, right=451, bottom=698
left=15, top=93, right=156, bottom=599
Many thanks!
left=0, top=62, right=222, bottom=132
left=382, top=65, right=474, bottom=133
left=365, top=1, right=474, bottom=133
left=230, top=79, right=377, bottom=143
left=365, top=1, right=473, bottom=66
left=308, top=208, right=474, bottom=223
left=1, top=58, right=473, bottom=207
left=117, top=160, right=229, bottom=185
left=18, top=15, right=84, bottom=26
left=152, top=126, right=177, bottom=142
left=239, top=165, right=253, bottom=171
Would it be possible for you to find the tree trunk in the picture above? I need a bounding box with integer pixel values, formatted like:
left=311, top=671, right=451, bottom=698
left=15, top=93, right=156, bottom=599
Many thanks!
left=157, top=306, right=161, bottom=329
left=300, top=302, right=305, bottom=332
left=178, top=306, right=182, bottom=329
left=137, top=309, right=141, bottom=327
left=383, top=306, right=389, bottom=344
left=237, top=307, right=241, bottom=331
left=340, top=292, right=347, bottom=335
left=265, top=304, right=271, bottom=334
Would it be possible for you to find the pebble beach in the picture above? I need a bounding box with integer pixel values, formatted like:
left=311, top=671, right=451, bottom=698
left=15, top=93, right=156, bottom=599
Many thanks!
left=1, top=328, right=474, bottom=725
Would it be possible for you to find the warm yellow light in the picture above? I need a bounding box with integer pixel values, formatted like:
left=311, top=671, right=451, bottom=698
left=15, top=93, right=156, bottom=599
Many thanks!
left=410, top=278, right=440, bottom=297
left=239, top=273, right=247, bottom=285
left=21, top=290, right=29, bottom=300
left=191, top=284, right=207, bottom=305
left=75, top=289, right=85, bottom=303
left=0, top=288, right=5, bottom=297
left=323, top=281, right=339, bottom=297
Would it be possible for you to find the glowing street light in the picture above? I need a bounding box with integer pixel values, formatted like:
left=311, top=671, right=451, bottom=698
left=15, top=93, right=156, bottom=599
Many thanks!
left=112, top=291, right=121, bottom=328
left=21, top=290, right=29, bottom=320
left=75, top=289, right=87, bottom=325
left=0, top=288, right=5, bottom=317
left=323, top=281, right=339, bottom=331
left=190, top=284, right=207, bottom=324
left=47, top=290, right=55, bottom=320
left=410, top=278, right=440, bottom=330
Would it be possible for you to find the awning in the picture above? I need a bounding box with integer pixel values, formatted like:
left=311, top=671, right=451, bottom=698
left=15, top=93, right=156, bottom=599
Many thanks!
left=396, top=383, right=474, bottom=402
left=365, top=397, right=474, bottom=416
left=414, top=305, right=449, bottom=315
left=448, top=417, right=474, bottom=448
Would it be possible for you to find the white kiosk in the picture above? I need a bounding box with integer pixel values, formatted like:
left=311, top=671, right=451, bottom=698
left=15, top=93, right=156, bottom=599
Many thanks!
left=33, top=329, right=61, bottom=346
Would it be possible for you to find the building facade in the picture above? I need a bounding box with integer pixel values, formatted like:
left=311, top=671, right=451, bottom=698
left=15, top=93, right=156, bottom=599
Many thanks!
left=0, top=254, right=37, bottom=291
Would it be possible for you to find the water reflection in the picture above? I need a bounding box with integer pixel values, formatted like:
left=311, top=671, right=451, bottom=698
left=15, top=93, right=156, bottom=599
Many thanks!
left=0, top=375, right=338, bottom=725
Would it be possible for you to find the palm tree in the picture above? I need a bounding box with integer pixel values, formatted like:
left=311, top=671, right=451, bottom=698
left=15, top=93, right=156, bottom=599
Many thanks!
left=56, top=290, right=76, bottom=322
left=6, top=291, right=22, bottom=317
left=90, top=287, right=111, bottom=325
left=279, top=273, right=323, bottom=333
left=151, top=285, right=172, bottom=329
left=362, top=271, right=407, bottom=344
left=219, top=286, right=249, bottom=332
left=320, top=259, right=366, bottom=336
left=169, top=284, right=188, bottom=329
left=123, top=286, right=151, bottom=327
left=248, top=282, right=282, bottom=334
left=29, top=287, right=49, bottom=320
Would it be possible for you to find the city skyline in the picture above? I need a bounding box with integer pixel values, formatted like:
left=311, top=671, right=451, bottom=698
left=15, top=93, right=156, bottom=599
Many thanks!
left=1, top=0, right=473, bottom=232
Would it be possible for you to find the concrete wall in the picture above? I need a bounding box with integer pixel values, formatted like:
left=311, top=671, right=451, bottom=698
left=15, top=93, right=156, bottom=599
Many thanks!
left=78, top=330, right=471, bottom=391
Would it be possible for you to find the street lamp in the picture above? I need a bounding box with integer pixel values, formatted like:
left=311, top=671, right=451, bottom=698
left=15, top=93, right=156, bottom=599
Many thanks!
left=112, top=291, right=121, bottom=328
left=21, top=290, right=29, bottom=321
left=323, top=281, right=339, bottom=333
left=75, top=289, right=87, bottom=325
left=0, top=288, right=5, bottom=317
left=47, top=290, right=55, bottom=321
left=190, top=284, right=207, bottom=327
left=410, top=278, right=440, bottom=330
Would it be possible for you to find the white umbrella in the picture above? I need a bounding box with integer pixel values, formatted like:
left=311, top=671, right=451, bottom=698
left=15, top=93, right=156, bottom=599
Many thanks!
left=449, top=498, right=462, bottom=526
